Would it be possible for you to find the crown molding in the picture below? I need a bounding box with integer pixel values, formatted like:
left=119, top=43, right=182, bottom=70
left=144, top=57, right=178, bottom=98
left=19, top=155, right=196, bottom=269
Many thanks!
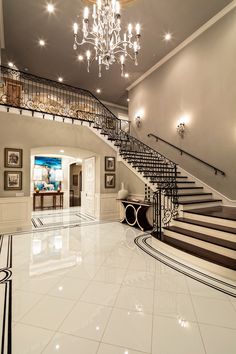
left=127, top=0, right=236, bottom=91
left=101, top=100, right=128, bottom=111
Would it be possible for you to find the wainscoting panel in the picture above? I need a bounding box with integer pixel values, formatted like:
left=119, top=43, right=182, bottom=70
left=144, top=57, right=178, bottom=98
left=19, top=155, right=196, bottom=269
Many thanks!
left=0, top=197, right=32, bottom=229
left=95, top=193, right=120, bottom=220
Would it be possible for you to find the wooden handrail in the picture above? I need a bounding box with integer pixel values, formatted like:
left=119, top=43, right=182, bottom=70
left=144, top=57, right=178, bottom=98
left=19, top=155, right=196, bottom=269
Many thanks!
left=147, top=133, right=225, bottom=176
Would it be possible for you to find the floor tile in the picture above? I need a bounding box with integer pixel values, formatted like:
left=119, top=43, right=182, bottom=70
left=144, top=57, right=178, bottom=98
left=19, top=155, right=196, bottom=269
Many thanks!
left=12, top=290, right=42, bottom=322
left=94, top=266, right=127, bottom=284
left=123, top=269, right=155, bottom=289
left=48, top=277, right=90, bottom=300
left=97, top=343, right=149, bottom=354
left=42, top=332, right=99, bottom=354
left=152, top=315, right=205, bottom=354
left=65, top=263, right=100, bottom=280
left=155, top=273, right=189, bottom=293
left=153, top=290, right=196, bottom=321
left=17, top=274, right=61, bottom=295
left=80, top=281, right=120, bottom=306
left=103, top=308, right=152, bottom=353
left=192, top=295, right=236, bottom=328
left=21, top=295, right=75, bottom=330
left=128, top=254, right=156, bottom=272
left=12, top=323, right=54, bottom=354
left=59, top=301, right=112, bottom=341
left=200, top=323, right=236, bottom=354
left=187, top=278, right=228, bottom=299
left=115, top=285, right=154, bottom=314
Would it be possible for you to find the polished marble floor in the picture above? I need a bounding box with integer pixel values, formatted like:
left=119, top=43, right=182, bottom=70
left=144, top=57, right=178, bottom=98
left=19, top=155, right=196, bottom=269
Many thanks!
left=1, top=211, right=236, bottom=354
left=31, top=207, right=96, bottom=229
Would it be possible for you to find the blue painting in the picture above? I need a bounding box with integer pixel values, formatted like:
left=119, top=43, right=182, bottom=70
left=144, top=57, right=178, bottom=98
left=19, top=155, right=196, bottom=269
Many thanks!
left=34, top=156, right=62, bottom=191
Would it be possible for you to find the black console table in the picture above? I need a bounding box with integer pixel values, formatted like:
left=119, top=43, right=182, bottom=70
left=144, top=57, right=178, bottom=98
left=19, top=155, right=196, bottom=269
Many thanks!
left=120, top=200, right=153, bottom=231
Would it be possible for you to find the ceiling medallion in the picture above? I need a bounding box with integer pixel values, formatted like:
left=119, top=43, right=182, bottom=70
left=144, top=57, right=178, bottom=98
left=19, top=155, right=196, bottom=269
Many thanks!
left=73, top=0, right=141, bottom=77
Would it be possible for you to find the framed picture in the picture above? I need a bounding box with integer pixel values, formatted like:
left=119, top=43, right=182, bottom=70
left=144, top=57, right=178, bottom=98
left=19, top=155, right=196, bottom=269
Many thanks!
left=105, top=173, right=116, bottom=188
left=4, top=148, right=23, bottom=168
left=73, top=174, right=78, bottom=186
left=4, top=171, right=22, bottom=190
left=105, top=156, right=115, bottom=171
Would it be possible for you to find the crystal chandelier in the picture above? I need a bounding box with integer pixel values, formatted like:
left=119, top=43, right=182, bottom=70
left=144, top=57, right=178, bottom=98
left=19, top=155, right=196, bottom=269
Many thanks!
left=73, top=0, right=141, bottom=77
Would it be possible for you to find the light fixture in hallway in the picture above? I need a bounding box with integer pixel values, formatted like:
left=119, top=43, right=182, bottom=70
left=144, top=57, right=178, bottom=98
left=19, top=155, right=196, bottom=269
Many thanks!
left=58, top=77, right=63, bottom=82
left=73, top=0, right=141, bottom=77
left=39, top=39, right=46, bottom=47
left=164, top=32, right=172, bottom=41
left=46, top=3, right=55, bottom=13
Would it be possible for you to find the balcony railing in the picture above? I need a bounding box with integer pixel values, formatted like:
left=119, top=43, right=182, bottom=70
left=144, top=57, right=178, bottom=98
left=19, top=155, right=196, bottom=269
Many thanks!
left=0, top=65, right=130, bottom=133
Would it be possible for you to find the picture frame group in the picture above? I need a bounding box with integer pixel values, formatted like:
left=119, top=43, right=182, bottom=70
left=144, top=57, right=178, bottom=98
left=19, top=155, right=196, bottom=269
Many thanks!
left=105, top=156, right=116, bottom=188
left=4, top=148, right=23, bottom=191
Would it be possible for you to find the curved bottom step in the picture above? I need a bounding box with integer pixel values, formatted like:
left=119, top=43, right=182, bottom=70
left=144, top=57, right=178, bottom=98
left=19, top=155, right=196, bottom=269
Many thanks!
left=135, top=234, right=236, bottom=297
left=161, top=233, right=236, bottom=270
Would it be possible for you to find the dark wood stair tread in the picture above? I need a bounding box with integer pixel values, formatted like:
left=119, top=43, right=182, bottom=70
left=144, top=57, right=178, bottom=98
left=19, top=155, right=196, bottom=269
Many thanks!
left=163, top=225, right=236, bottom=250
left=175, top=217, right=236, bottom=235
left=180, top=199, right=222, bottom=205
left=184, top=206, right=236, bottom=222
left=161, top=234, right=236, bottom=270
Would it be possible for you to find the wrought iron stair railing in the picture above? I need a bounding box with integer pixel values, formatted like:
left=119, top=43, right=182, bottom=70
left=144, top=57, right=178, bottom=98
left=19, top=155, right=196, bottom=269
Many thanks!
left=0, top=65, right=178, bottom=237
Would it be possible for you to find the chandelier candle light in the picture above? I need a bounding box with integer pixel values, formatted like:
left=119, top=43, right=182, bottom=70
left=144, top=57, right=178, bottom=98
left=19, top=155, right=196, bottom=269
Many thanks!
left=73, top=0, right=141, bottom=77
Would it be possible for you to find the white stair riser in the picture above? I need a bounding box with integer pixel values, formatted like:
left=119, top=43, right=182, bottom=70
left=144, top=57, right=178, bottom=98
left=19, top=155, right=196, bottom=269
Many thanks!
left=183, top=212, right=236, bottom=228
left=171, top=220, right=236, bottom=243
left=178, top=194, right=213, bottom=202
left=182, top=201, right=222, bottom=210
left=164, top=230, right=236, bottom=259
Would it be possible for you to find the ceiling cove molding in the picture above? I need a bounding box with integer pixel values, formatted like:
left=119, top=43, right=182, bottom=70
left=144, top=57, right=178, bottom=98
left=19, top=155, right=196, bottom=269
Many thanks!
left=0, top=0, right=5, bottom=49
left=101, top=100, right=128, bottom=111
left=127, top=0, right=236, bottom=91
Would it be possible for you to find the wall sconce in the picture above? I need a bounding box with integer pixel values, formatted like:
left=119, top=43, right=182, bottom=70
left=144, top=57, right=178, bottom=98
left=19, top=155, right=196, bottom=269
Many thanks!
left=136, top=115, right=141, bottom=128
left=177, top=122, right=185, bottom=138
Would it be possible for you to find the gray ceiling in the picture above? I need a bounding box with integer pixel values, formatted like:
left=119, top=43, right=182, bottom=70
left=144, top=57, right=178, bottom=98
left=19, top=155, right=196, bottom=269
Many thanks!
left=1, top=0, right=232, bottom=106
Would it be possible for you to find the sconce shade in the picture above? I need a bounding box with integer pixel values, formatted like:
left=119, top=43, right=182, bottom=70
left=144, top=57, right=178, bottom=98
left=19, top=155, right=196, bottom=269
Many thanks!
left=136, top=116, right=141, bottom=128
left=33, top=168, right=43, bottom=181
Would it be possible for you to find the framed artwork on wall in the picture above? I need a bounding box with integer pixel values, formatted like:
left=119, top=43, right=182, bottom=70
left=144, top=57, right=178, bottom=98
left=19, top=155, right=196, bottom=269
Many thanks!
left=105, top=156, right=115, bottom=171
left=4, top=171, right=22, bottom=190
left=4, top=148, right=23, bottom=168
left=105, top=173, right=116, bottom=188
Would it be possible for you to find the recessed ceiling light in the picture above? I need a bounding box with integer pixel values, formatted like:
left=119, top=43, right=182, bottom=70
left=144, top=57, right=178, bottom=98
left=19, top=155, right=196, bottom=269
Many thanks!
left=124, top=73, right=129, bottom=78
left=96, top=89, right=101, bottom=94
left=78, top=55, right=84, bottom=61
left=47, top=3, right=55, bottom=13
left=8, top=62, right=14, bottom=68
left=58, top=77, right=63, bottom=82
left=39, top=39, right=46, bottom=47
left=60, top=149, right=64, bottom=153
left=127, top=98, right=130, bottom=102
left=164, top=33, right=172, bottom=41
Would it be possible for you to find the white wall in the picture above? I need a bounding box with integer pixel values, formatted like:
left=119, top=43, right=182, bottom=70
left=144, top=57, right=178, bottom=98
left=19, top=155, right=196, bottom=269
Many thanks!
left=129, top=9, right=236, bottom=199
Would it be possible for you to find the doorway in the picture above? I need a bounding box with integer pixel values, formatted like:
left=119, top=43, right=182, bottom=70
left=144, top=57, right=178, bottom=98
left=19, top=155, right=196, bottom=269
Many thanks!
left=69, top=162, right=82, bottom=207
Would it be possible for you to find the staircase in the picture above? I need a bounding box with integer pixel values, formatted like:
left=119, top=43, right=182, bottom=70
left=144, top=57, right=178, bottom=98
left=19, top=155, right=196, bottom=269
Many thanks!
left=93, top=123, right=236, bottom=271
left=0, top=65, right=235, bottom=271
